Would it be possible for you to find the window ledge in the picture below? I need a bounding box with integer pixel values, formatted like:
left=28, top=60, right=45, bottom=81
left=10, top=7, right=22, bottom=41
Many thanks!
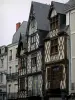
left=50, top=52, right=58, bottom=56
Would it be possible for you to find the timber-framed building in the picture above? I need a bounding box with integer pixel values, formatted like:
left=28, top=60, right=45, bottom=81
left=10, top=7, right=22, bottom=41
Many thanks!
left=44, top=1, right=70, bottom=99
left=17, top=0, right=75, bottom=100
left=17, top=1, right=50, bottom=100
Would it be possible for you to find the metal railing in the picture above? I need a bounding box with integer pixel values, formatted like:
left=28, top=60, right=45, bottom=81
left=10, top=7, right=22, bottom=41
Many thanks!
left=7, top=93, right=18, bottom=99
left=6, top=72, right=18, bottom=81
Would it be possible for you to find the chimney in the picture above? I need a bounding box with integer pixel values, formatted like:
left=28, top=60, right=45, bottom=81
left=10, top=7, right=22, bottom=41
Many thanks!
left=16, top=22, right=21, bottom=31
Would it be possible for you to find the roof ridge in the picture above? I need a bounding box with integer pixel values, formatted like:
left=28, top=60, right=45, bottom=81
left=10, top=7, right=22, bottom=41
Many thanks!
left=32, top=1, right=50, bottom=6
left=52, top=1, right=65, bottom=5
left=22, top=21, right=27, bottom=23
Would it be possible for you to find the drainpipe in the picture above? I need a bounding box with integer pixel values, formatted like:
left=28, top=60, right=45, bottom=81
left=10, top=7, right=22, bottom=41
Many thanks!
left=6, top=50, right=8, bottom=100
left=69, top=11, right=72, bottom=95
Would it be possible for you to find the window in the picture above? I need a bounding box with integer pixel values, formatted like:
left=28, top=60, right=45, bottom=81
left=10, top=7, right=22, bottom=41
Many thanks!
left=50, top=15, right=58, bottom=30
left=20, top=78, right=25, bottom=91
left=1, top=59, right=4, bottom=67
left=31, top=35, right=36, bottom=44
left=14, top=84, right=18, bottom=92
left=31, top=54, right=36, bottom=67
left=1, top=47, right=4, bottom=54
left=50, top=38, right=58, bottom=55
left=21, top=58, right=24, bottom=68
left=32, top=76, right=38, bottom=95
left=47, top=66, right=63, bottom=89
left=47, top=67, right=51, bottom=82
left=0, top=49, right=1, bottom=54
left=15, top=65, right=18, bottom=72
left=9, top=50, right=12, bottom=61
left=9, top=66, right=11, bottom=74
left=9, top=84, right=11, bottom=93
left=5, top=47, right=7, bottom=53
left=0, top=73, right=3, bottom=83
left=16, top=48, right=17, bottom=59
left=24, top=58, right=26, bottom=68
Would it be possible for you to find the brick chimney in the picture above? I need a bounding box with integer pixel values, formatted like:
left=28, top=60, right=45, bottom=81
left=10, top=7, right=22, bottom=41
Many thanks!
left=16, top=22, right=21, bottom=31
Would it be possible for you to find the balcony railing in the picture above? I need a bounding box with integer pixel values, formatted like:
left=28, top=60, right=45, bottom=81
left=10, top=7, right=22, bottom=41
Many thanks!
left=7, top=93, right=18, bottom=99
left=6, top=72, right=18, bottom=81
left=28, top=90, right=42, bottom=97
left=18, top=90, right=27, bottom=98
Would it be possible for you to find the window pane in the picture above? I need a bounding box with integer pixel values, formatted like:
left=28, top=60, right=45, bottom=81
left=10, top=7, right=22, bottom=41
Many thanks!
left=31, top=57, right=36, bottom=67
left=9, top=67, right=11, bottom=74
left=20, top=78, right=25, bottom=90
left=0, top=73, right=3, bottom=83
left=9, top=50, right=12, bottom=61
left=51, top=38, right=58, bottom=54
left=31, top=35, right=36, bottom=44
left=1, top=59, right=3, bottom=67
left=15, top=65, right=18, bottom=72
left=47, top=68, right=51, bottom=81
left=50, top=15, right=58, bottom=30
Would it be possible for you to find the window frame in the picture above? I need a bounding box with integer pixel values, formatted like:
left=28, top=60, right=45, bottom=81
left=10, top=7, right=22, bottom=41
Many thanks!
left=1, top=59, right=4, bottom=68
left=0, top=73, right=3, bottom=83
left=46, top=65, right=63, bottom=89
left=9, top=50, right=12, bottom=61
left=46, top=67, right=51, bottom=82
left=31, top=34, right=36, bottom=45
left=50, top=38, right=58, bottom=55
left=20, top=77, right=25, bottom=91
left=50, top=15, right=58, bottom=30
left=16, top=48, right=18, bottom=59
left=15, top=65, right=18, bottom=72
left=9, top=84, right=11, bottom=93
left=0, top=48, right=1, bottom=54
left=31, top=54, right=37, bottom=67
left=21, top=58, right=25, bottom=68
left=9, top=66, right=11, bottom=74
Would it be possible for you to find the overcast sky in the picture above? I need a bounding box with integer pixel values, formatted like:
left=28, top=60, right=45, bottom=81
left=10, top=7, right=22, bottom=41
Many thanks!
left=0, top=0, right=69, bottom=46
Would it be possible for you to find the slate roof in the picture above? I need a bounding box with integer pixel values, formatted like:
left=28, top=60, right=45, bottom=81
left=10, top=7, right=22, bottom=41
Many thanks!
left=12, top=21, right=27, bottom=44
left=27, top=1, right=50, bottom=32
left=65, top=0, right=75, bottom=12
left=45, top=1, right=70, bottom=40
left=67, top=0, right=75, bottom=6
left=50, top=1, right=70, bottom=15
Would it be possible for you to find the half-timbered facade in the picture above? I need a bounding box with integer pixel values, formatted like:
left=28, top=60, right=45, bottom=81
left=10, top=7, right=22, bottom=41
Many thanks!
left=44, top=1, right=70, bottom=99
left=17, top=1, right=50, bottom=100
left=17, top=33, right=28, bottom=100
left=26, top=2, right=50, bottom=99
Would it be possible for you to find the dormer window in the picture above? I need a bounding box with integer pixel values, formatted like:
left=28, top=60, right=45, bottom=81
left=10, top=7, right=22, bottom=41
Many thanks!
left=50, top=15, right=58, bottom=30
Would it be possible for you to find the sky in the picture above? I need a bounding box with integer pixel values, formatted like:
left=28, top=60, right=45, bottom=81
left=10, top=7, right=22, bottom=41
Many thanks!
left=0, top=0, right=69, bottom=46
